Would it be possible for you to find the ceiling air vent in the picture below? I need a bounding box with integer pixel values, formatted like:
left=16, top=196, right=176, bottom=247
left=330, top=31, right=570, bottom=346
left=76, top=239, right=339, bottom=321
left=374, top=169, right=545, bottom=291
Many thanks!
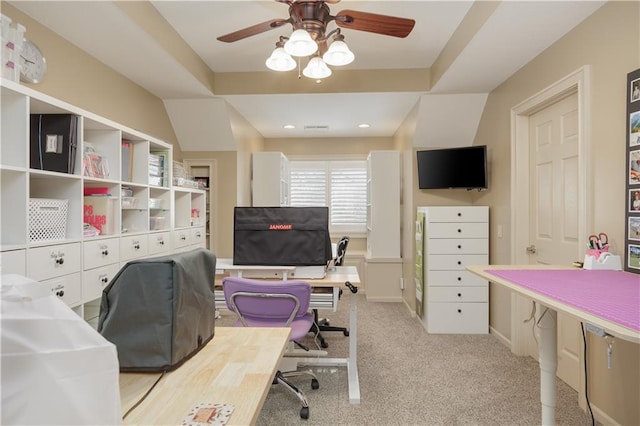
left=304, top=125, right=329, bottom=132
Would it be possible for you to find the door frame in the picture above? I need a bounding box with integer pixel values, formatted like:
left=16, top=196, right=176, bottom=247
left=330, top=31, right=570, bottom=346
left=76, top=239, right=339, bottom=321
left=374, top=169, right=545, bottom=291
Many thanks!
left=509, top=66, right=592, bottom=405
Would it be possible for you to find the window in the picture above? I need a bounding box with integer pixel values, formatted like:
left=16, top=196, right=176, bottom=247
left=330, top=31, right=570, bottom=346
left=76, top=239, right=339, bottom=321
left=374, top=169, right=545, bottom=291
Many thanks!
left=290, top=160, right=367, bottom=234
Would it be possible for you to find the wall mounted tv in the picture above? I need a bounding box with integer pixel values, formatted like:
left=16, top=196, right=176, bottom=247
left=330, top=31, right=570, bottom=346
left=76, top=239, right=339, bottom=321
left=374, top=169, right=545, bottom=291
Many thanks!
left=417, top=145, right=488, bottom=190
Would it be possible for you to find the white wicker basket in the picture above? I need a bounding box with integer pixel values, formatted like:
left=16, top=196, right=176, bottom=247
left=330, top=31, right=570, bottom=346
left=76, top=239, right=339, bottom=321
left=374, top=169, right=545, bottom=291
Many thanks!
left=29, top=198, right=69, bottom=241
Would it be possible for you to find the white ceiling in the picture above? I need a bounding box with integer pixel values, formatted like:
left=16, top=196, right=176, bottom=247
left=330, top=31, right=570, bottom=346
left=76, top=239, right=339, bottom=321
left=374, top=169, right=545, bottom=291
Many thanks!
left=9, top=0, right=605, bottom=148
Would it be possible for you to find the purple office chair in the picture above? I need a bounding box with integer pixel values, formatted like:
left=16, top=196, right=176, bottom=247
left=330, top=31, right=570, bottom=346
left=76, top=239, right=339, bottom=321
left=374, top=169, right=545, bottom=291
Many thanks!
left=222, top=276, right=319, bottom=419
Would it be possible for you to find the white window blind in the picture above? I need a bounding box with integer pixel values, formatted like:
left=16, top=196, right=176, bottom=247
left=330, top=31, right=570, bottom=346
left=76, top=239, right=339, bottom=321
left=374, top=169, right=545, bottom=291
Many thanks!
left=290, top=160, right=367, bottom=233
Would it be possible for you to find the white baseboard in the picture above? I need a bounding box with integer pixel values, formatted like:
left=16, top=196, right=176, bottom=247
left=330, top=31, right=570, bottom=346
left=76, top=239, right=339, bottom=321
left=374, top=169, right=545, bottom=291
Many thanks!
left=489, top=325, right=511, bottom=348
left=591, top=403, right=622, bottom=426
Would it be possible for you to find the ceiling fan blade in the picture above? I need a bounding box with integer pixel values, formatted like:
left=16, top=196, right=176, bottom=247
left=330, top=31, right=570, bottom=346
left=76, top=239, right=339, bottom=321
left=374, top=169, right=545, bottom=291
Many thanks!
left=335, top=10, right=415, bottom=38
left=217, top=19, right=289, bottom=43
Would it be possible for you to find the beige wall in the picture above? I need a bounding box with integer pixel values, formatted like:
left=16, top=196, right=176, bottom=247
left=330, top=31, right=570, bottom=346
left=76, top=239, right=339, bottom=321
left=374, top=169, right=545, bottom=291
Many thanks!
left=469, top=2, right=639, bottom=424
left=1, top=3, right=180, bottom=156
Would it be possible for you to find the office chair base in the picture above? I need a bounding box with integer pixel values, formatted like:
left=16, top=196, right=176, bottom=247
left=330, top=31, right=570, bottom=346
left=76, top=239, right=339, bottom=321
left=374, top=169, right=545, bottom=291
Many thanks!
left=275, top=371, right=318, bottom=419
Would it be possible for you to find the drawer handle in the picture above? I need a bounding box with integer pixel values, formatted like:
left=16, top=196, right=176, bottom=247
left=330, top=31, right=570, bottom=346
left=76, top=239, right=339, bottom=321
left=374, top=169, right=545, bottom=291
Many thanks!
left=180, top=235, right=186, bottom=241
left=160, top=240, right=165, bottom=245
left=101, top=276, right=109, bottom=284
left=457, top=212, right=462, bottom=217
left=457, top=228, right=462, bottom=233
left=457, top=293, right=462, bottom=297
left=101, top=249, right=109, bottom=256
left=134, top=244, right=140, bottom=250
left=457, top=277, right=462, bottom=281
left=457, top=261, right=462, bottom=265
left=55, top=258, right=64, bottom=265
left=457, top=245, right=462, bottom=249
left=56, top=290, right=64, bottom=297
left=457, top=309, right=462, bottom=313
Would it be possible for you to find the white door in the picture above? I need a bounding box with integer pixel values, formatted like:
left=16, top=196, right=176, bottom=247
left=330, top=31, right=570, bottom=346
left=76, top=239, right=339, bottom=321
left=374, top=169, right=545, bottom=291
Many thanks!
left=527, top=92, right=581, bottom=390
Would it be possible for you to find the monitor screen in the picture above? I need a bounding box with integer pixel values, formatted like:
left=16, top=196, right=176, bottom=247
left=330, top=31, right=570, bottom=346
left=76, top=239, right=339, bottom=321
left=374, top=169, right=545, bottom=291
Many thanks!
left=417, top=145, right=488, bottom=190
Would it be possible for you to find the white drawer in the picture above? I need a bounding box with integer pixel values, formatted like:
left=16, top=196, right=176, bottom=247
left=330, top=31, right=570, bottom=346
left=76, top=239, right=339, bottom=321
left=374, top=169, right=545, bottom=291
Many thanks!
left=148, top=231, right=171, bottom=255
left=427, top=222, right=488, bottom=239
left=1, top=249, right=26, bottom=275
left=426, top=302, right=488, bottom=334
left=426, top=270, right=488, bottom=287
left=120, top=234, right=148, bottom=261
left=426, top=206, right=488, bottom=223
left=191, top=227, right=206, bottom=245
left=83, top=237, right=120, bottom=270
left=428, top=286, right=488, bottom=302
left=44, top=272, right=82, bottom=307
left=82, top=263, right=121, bottom=303
left=427, top=238, right=487, bottom=255
left=427, top=254, right=488, bottom=271
left=28, top=243, right=81, bottom=281
left=172, top=229, right=191, bottom=248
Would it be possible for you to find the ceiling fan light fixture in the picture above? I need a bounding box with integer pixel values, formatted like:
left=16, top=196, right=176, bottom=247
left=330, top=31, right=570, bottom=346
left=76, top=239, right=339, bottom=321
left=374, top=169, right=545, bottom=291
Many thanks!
left=265, top=47, right=296, bottom=71
left=323, top=40, right=355, bottom=66
left=302, top=57, right=332, bottom=80
left=284, top=29, right=318, bottom=57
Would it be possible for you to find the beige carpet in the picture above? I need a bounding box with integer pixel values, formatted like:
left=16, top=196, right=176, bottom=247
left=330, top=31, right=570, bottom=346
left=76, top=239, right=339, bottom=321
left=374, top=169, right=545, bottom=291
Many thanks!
left=217, top=293, right=593, bottom=426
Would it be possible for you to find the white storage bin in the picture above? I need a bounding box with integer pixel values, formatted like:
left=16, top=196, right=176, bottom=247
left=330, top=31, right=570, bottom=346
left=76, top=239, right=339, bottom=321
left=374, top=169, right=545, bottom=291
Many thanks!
left=148, top=198, right=164, bottom=209
left=150, top=216, right=166, bottom=230
left=121, top=197, right=138, bottom=209
left=29, top=198, right=69, bottom=241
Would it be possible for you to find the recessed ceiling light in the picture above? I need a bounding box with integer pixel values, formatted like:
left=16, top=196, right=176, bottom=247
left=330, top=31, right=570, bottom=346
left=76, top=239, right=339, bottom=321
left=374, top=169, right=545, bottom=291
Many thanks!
left=358, top=123, right=370, bottom=128
left=283, top=124, right=295, bottom=129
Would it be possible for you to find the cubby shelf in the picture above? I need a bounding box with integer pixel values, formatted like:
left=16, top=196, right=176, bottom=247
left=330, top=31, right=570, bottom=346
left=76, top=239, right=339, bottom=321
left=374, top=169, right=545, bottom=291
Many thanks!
left=0, top=78, right=208, bottom=323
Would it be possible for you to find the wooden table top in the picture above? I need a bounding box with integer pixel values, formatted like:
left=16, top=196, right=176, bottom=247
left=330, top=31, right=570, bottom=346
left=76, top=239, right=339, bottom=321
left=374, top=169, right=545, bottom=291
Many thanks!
left=120, top=327, right=290, bottom=426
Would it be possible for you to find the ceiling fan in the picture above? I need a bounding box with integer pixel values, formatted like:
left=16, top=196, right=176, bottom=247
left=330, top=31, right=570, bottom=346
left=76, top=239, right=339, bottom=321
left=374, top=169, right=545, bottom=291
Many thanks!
left=217, top=0, right=416, bottom=79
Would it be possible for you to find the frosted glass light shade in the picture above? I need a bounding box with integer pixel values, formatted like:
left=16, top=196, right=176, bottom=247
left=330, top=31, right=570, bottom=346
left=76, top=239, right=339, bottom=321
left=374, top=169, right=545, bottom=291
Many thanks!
left=265, top=47, right=296, bottom=71
left=322, top=40, right=354, bottom=66
left=302, top=57, right=332, bottom=79
left=284, top=29, right=318, bottom=57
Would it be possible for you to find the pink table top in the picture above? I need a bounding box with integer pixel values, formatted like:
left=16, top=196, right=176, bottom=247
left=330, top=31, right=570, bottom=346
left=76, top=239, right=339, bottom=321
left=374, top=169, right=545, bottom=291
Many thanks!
left=486, top=269, right=640, bottom=332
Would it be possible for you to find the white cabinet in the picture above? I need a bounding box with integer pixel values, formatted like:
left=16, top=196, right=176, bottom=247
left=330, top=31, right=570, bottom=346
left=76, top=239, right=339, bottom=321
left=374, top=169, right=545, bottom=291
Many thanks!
left=364, top=151, right=401, bottom=301
left=0, top=78, right=207, bottom=319
left=252, top=152, right=289, bottom=206
left=418, top=206, right=489, bottom=334
left=366, top=151, right=400, bottom=258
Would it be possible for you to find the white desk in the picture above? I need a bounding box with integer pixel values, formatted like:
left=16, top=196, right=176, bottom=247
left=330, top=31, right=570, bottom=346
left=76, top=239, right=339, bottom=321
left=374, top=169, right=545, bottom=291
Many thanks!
left=467, top=265, right=640, bottom=425
left=216, top=261, right=362, bottom=404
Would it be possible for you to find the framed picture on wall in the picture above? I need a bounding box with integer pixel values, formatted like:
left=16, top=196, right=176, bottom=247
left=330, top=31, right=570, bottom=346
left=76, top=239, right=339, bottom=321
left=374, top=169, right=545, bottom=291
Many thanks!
left=630, top=149, right=640, bottom=185
left=629, top=217, right=640, bottom=241
left=630, top=111, right=640, bottom=146
left=628, top=244, right=640, bottom=270
left=630, top=189, right=640, bottom=212
left=632, top=77, right=640, bottom=103
left=194, top=176, right=209, bottom=189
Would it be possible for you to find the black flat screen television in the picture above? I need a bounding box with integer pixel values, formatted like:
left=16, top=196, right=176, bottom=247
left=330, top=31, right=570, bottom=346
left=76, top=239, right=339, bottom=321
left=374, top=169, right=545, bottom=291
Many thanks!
left=417, top=145, right=488, bottom=189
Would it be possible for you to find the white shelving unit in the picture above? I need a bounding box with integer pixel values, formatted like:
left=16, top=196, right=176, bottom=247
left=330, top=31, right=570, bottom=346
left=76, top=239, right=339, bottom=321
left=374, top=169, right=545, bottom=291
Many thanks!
left=252, top=151, right=289, bottom=206
left=0, top=78, right=206, bottom=324
left=418, top=206, right=489, bottom=334
left=183, top=159, right=216, bottom=251
left=364, top=151, right=402, bottom=301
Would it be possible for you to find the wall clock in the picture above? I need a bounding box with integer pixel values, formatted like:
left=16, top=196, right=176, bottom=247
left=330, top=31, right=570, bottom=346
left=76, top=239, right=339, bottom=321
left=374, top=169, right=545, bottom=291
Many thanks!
left=19, top=38, right=47, bottom=84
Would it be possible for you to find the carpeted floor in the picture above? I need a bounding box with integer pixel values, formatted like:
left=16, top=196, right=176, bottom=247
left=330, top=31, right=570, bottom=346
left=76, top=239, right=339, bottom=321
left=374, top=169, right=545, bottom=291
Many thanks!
left=217, top=293, right=594, bottom=426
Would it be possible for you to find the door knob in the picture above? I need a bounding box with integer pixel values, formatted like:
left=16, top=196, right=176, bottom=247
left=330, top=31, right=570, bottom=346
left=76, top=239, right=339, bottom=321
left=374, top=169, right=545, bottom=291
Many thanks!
left=526, top=245, right=537, bottom=254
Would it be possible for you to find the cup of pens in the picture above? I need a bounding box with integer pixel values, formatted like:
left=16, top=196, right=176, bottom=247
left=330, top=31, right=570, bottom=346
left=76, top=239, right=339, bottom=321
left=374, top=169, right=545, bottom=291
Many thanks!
left=587, top=232, right=609, bottom=258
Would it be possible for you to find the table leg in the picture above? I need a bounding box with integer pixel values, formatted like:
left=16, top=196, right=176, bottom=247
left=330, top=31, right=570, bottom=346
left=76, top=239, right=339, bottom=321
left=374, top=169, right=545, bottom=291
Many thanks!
left=538, top=306, right=558, bottom=426
left=347, top=285, right=360, bottom=404
left=293, top=285, right=361, bottom=404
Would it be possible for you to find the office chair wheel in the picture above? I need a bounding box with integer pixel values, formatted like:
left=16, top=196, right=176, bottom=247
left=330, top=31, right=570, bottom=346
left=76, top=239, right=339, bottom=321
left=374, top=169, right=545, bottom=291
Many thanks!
left=311, top=378, right=319, bottom=390
left=320, top=340, right=329, bottom=349
left=300, top=406, right=309, bottom=419
left=343, top=330, right=350, bottom=336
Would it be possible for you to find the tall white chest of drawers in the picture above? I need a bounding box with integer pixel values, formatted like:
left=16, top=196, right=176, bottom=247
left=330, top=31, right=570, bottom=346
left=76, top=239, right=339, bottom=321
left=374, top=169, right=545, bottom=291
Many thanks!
left=418, top=206, right=489, bottom=334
